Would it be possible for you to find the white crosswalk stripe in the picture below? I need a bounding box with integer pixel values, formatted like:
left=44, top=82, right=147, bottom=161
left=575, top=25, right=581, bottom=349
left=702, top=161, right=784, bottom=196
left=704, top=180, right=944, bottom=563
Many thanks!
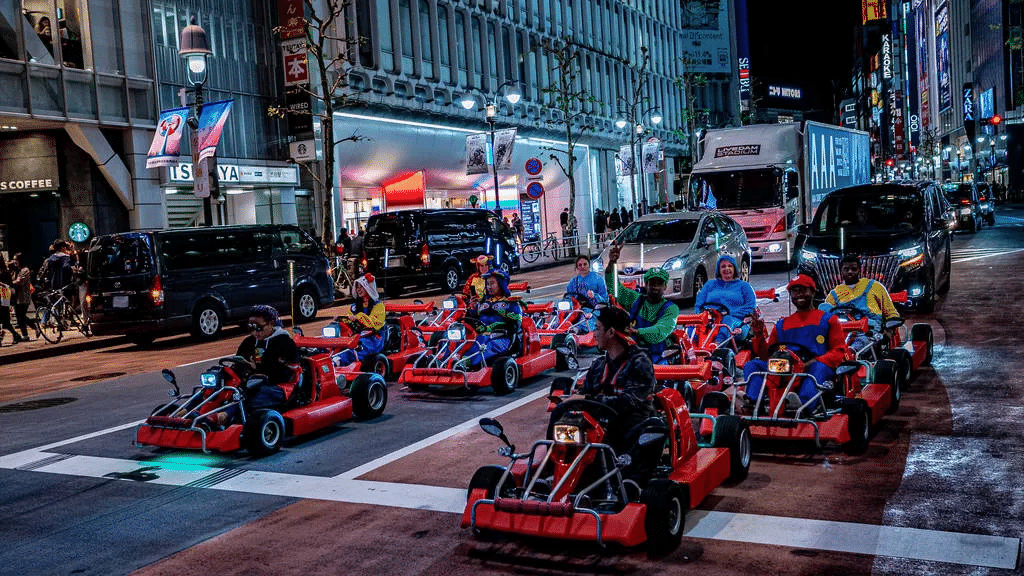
left=951, top=247, right=1024, bottom=264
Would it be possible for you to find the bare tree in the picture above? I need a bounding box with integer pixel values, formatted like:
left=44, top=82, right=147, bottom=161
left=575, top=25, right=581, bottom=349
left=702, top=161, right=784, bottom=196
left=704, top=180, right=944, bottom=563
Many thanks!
left=269, top=0, right=365, bottom=246
left=538, top=37, right=599, bottom=234
left=673, top=56, right=709, bottom=169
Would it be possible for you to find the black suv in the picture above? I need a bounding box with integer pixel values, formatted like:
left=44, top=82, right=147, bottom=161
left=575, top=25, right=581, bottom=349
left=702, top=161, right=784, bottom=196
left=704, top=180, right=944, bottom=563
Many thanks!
left=795, top=181, right=953, bottom=312
left=942, top=181, right=984, bottom=233
left=362, top=209, right=520, bottom=296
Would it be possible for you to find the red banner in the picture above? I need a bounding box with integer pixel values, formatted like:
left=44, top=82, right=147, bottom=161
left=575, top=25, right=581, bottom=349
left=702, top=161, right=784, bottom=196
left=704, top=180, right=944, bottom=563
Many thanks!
left=862, top=0, right=886, bottom=24
left=278, top=0, right=305, bottom=39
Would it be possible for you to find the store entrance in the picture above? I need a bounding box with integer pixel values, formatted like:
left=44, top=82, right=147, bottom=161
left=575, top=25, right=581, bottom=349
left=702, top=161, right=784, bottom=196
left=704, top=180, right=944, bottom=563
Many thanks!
left=0, top=192, right=60, bottom=269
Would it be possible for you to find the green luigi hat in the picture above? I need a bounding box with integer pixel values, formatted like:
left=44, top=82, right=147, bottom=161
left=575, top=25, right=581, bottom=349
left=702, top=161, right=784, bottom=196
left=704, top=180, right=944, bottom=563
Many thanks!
left=644, top=267, right=670, bottom=284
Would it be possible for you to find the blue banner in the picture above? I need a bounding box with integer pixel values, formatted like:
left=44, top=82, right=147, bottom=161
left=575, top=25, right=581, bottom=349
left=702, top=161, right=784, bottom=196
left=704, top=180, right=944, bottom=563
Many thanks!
left=195, top=100, right=233, bottom=162
left=935, top=1, right=952, bottom=112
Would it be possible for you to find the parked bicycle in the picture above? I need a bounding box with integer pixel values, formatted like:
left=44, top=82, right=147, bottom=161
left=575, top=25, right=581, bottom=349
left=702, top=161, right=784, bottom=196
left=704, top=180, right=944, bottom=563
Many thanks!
left=35, top=286, right=91, bottom=344
left=330, top=255, right=359, bottom=299
left=520, top=232, right=564, bottom=263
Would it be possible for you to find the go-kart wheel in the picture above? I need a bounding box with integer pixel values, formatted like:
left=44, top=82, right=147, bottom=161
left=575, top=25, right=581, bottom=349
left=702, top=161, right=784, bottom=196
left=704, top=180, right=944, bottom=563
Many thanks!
left=641, top=478, right=688, bottom=557
left=245, top=410, right=286, bottom=456
left=556, top=350, right=579, bottom=371
left=910, top=323, right=933, bottom=366
left=466, top=464, right=509, bottom=502
left=350, top=373, right=388, bottom=419
left=712, top=414, right=751, bottom=483
left=711, top=347, right=736, bottom=379
left=550, top=333, right=579, bottom=358
left=361, top=353, right=391, bottom=380
left=491, top=357, right=519, bottom=396
left=841, top=398, right=871, bottom=454
left=873, top=358, right=901, bottom=413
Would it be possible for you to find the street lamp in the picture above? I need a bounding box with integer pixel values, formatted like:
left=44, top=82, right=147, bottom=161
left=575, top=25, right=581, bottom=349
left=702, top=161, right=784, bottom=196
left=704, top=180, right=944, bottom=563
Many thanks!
left=179, top=16, right=213, bottom=225
left=460, top=81, right=522, bottom=218
left=617, top=107, right=662, bottom=215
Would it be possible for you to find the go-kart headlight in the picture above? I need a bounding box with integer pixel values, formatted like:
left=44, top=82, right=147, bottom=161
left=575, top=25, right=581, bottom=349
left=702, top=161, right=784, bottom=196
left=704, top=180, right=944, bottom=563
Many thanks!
left=557, top=299, right=573, bottom=311
left=442, top=297, right=457, bottom=310
left=446, top=324, right=466, bottom=341
left=200, top=372, right=219, bottom=388
left=322, top=324, right=340, bottom=338
left=768, top=358, right=791, bottom=374
left=663, top=256, right=686, bottom=271
left=553, top=424, right=582, bottom=444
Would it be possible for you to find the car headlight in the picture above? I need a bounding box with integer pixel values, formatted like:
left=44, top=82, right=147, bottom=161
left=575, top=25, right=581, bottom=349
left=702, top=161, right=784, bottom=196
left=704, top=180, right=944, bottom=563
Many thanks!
left=200, top=372, right=219, bottom=388
left=798, top=248, right=818, bottom=262
left=322, top=324, right=340, bottom=338
left=553, top=424, right=582, bottom=444
left=663, top=256, right=686, bottom=271
left=557, top=299, right=573, bottom=311
left=446, top=324, right=466, bottom=341
left=442, top=297, right=457, bottom=310
left=591, top=257, right=604, bottom=273
left=768, top=358, right=791, bottom=374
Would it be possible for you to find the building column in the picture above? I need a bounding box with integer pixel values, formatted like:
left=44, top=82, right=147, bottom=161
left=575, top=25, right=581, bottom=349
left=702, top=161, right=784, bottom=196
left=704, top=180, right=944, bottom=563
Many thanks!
left=126, top=127, right=167, bottom=230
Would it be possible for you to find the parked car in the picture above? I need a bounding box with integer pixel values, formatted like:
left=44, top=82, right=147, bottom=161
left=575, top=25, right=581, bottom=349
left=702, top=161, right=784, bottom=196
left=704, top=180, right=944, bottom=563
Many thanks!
left=974, top=181, right=996, bottom=225
left=592, top=211, right=752, bottom=301
left=87, top=225, right=333, bottom=345
left=941, top=182, right=984, bottom=233
left=361, top=209, right=519, bottom=297
left=795, top=180, right=953, bottom=313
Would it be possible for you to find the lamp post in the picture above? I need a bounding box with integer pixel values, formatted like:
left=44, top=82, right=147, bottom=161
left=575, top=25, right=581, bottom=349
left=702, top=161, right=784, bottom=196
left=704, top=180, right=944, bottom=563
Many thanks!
left=616, top=107, right=662, bottom=215
left=179, top=16, right=213, bottom=226
left=461, top=81, right=522, bottom=218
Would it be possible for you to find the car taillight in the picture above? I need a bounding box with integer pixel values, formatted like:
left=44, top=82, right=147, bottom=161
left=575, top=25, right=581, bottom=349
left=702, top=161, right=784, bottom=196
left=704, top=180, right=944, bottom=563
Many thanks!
left=420, top=244, right=430, bottom=266
left=772, top=217, right=786, bottom=233
left=960, top=199, right=970, bottom=205
left=360, top=251, right=368, bottom=270
left=979, top=196, right=986, bottom=202
left=151, top=275, right=164, bottom=306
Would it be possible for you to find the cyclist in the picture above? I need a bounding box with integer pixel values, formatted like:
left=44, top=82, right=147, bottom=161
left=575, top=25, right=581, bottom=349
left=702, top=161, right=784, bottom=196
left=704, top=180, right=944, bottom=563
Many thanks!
left=462, top=254, right=493, bottom=303
left=604, top=242, right=679, bottom=364
left=39, top=240, right=76, bottom=291
left=693, top=255, right=756, bottom=343
left=332, top=273, right=386, bottom=367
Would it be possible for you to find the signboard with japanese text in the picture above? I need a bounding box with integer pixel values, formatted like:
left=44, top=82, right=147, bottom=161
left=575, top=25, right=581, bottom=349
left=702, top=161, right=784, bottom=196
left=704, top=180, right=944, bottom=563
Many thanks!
left=520, top=199, right=541, bottom=242
left=862, top=0, right=887, bottom=23
left=169, top=162, right=299, bottom=186
left=935, top=1, right=952, bottom=112
left=277, top=0, right=305, bottom=39
left=281, top=38, right=308, bottom=86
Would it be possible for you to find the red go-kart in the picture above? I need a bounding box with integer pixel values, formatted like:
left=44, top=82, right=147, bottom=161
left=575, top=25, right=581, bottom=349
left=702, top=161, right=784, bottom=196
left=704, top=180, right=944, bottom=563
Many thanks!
left=399, top=315, right=574, bottom=395
left=136, top=352, right=387, bottom=456
left=462, top=387, right=751, bottom=554
left=532, top=295, right=601, bottom=357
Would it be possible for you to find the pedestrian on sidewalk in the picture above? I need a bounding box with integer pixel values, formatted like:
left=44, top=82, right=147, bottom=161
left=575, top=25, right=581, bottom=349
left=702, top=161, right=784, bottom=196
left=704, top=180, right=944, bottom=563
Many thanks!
left=0, top=254, right=26, bottom=343
left=10, top=253, right=39, bottom=340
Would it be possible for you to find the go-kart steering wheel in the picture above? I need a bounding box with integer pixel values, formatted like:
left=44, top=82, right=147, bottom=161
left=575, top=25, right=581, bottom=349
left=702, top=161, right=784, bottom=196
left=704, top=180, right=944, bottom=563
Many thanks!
left=219, top=355, right=252, bottom=368
left=767, top=341, right=816, bottom=363
left=565, top=292, right=595, bottom=310
left=828, top=304, right=866, bottom=321
left=546, top=398, right=619, bottom=441
left=460, top=316, right=489, bottom=334
left=700, top=302, right=731, bottom=317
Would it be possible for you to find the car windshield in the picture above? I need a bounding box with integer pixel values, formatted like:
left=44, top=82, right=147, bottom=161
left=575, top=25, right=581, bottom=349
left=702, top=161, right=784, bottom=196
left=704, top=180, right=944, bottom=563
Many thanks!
left=689, top=169, right=781, bottom=210
left=88, top=235, right=153, bottom=277
left=941, top=184, right=974, bottom=203
left=813, top=188, right=924, bottom=234
left=615, top=219, right=700, bottom=244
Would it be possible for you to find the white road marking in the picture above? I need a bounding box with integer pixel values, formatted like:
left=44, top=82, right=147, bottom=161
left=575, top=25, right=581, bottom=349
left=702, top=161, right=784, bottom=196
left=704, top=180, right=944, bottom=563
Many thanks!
left=176, top=356, right=228, bottom=368
left=952, top=248, right=1024, bottom=264
left=0, top=448, right=1016, bottom=569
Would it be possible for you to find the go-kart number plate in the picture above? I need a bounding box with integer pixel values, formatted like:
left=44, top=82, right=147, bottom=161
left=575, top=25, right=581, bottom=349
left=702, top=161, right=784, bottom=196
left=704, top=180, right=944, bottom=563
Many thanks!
left=112, top=295, right=129, bottom=308
left=388, top=256, right=403, bottom=268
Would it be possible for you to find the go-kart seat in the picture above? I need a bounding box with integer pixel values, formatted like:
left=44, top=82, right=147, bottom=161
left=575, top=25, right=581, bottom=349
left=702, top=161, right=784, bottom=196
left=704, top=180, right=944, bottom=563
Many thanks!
left=277, top=363, right=309, bottom=407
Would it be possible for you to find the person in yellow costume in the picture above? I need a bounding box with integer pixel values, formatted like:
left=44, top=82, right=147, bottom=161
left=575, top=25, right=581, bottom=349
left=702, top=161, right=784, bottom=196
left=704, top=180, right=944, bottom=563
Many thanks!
left=462, top=254, right=492, bottom=303
left=819, top=254, right=900, bottom=352
left=332, top=273, right=386, bottom=366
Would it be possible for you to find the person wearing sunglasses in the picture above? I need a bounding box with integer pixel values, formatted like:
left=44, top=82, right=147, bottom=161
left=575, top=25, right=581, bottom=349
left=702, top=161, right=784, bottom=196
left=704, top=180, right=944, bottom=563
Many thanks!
left=235, top=305, right=297, bottom=409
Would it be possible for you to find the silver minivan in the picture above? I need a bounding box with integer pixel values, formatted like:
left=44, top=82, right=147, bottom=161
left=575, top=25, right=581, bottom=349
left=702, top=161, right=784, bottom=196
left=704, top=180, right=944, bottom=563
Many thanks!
left=592, top=211, right=752, bottom=300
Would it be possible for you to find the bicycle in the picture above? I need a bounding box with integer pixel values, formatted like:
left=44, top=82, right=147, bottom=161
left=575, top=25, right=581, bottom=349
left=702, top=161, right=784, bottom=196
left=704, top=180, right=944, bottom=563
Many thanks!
left=330, top=255, right=358, bottom=299
left=35, top=286, right=91, bottom=344
left=520, top=232, right=563, bottom=263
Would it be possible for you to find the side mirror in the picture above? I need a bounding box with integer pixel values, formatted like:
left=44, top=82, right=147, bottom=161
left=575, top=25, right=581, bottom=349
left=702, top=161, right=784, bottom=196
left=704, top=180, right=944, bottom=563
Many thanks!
left=796, top=223, right=811, bottom=235
left=479, top=417, right=514, bottom=452
left=704, top=235, right=716, bottom=247
left=162, top=368, right=179, bottom=396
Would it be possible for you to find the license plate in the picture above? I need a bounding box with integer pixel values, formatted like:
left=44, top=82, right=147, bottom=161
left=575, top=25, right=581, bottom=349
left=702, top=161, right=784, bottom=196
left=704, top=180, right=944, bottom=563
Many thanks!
left=620, top=275, right=642, bottom=284
left=112, top=295, right=129, bottom=308
left=388, top=257, right=403, bottom=268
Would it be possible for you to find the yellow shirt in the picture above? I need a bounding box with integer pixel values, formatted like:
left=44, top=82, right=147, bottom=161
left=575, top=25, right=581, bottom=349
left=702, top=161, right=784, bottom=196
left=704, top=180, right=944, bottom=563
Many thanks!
left=348, top=300, right=386, bottom=331
left=825, top=279, right=899, bottom=322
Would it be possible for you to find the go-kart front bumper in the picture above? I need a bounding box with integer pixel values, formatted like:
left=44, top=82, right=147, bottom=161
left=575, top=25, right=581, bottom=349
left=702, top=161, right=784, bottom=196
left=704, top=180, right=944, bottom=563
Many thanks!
left=398, top=367, right=490, bottom=388
left=136, top=419, right=243, bottom=453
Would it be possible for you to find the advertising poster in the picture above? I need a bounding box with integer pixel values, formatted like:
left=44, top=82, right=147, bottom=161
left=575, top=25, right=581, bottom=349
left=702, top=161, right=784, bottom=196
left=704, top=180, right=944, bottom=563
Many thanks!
left=935, top=1, right=951, bottom=112
left=466, top=133, right=489, bottom=175
left=642, top=138, right=661, bottom=174
left=917, top=1, right=931, bottom=129
left=146, top=107, right=188, bottom=168
left=680, top=0, right=731, bottom=74
left=493, top=128, right=517, bottom=171
left=195, top=99, right=234, bottom=162
left=520, top=199, right=541, bottom=242
left=619, top=145, right=635, bottom=177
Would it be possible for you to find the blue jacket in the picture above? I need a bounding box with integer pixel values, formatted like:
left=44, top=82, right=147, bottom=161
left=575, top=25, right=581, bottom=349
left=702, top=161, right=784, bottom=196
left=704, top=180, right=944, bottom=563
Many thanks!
left=693, top=255, right=756, bottom=330
left=565, top=271, right=609, bottom=307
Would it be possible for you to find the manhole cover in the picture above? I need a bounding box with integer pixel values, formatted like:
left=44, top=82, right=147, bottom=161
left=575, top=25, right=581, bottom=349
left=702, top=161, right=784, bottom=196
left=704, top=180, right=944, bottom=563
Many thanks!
left=0, top=397, right=77, bottom=412
left=70, top=372, right=127, bottom=382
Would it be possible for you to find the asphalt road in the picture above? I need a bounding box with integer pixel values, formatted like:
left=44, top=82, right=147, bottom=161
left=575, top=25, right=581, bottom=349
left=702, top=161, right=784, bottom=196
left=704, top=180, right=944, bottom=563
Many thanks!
left=1, top=206, right=1023, bottom=576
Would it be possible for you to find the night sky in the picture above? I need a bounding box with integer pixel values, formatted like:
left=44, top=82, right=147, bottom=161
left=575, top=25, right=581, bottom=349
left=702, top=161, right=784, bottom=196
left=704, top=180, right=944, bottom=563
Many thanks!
left=747, top=0, right=861, bottom=120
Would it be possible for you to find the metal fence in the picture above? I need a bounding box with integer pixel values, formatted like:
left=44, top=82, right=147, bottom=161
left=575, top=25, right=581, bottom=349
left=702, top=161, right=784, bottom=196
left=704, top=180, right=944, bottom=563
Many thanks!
left=517, top=232, right=616, bottom=268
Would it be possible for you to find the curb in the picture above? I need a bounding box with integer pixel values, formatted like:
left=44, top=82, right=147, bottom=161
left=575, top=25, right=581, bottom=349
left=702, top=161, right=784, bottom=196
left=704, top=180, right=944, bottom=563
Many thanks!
left=0, top=334, right=130, bottom=365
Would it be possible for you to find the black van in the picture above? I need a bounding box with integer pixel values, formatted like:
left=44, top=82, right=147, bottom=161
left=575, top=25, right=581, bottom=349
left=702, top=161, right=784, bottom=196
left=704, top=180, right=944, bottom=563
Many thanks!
left=86, top=225, right=333, bottom=344
left=362, top=209, right=520, bottom=296
left=794, top=181, right=953, bottom=313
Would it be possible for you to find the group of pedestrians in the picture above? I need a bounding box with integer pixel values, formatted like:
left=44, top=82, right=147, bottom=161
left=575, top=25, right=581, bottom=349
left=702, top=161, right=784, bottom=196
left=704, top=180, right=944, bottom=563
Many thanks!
left=0, top=240, right=85, bottom=345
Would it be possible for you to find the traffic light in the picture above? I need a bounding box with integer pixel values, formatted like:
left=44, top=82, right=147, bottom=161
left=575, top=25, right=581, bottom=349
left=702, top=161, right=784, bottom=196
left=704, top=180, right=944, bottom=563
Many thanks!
left=885, top=158, right=895, bottom=167
left=991, top=114, right=1002, bottom=126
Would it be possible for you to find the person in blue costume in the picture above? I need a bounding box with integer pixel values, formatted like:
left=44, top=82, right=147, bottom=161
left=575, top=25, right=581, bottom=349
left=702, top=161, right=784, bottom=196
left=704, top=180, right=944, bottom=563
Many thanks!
left=464, top=269, right=523, bottom=367
left=332, top=273, right=386, bottom=367
left=564, top=255, right=609, bottom=331
left=742, top=275, right=848, bottom=413
left=693, top=254, right=756, bottom=343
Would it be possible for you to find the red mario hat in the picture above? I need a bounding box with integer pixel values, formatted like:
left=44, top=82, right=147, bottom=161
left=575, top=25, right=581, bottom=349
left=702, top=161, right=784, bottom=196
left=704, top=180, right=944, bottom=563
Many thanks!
left=786, top=274, right=817, bottom=291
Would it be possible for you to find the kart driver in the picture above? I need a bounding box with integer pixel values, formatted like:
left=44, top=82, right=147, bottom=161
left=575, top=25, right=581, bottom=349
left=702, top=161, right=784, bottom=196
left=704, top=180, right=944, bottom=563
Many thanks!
left=464, top=269, right=523, bottom=366
left=332, top=273, right=386, bottom=366
left=564, top=255, right=609, bottom=330
left=693, top=254, right=757, bottom=343
left=462, top=254, right=493, bottom=303
left=742, top=275, right=848, bottom=412
left=604, top=242, right=679, bottom=364
left=818, top=254, right=900, bottom=352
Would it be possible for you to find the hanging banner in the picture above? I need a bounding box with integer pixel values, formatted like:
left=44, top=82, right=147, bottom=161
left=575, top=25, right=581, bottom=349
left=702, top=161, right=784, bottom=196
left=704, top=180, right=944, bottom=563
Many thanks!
left=195, top=100, right=234, bottom=163
left=935, top=1, right=951, bottom=113
left=146, top=106, right=188, bottom=169
left=642, top=138, right=661, bottom=174
left=493, top=127, right=517, bottom=171
left=619, top=145, right=635, bottom=176
left=466, top=133, right=489, bottom=175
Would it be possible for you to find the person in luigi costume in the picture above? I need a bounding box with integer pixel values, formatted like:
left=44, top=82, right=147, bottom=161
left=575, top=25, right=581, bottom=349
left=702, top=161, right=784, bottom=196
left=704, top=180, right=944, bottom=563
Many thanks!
left=603, top=242, right=679, bottom=364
